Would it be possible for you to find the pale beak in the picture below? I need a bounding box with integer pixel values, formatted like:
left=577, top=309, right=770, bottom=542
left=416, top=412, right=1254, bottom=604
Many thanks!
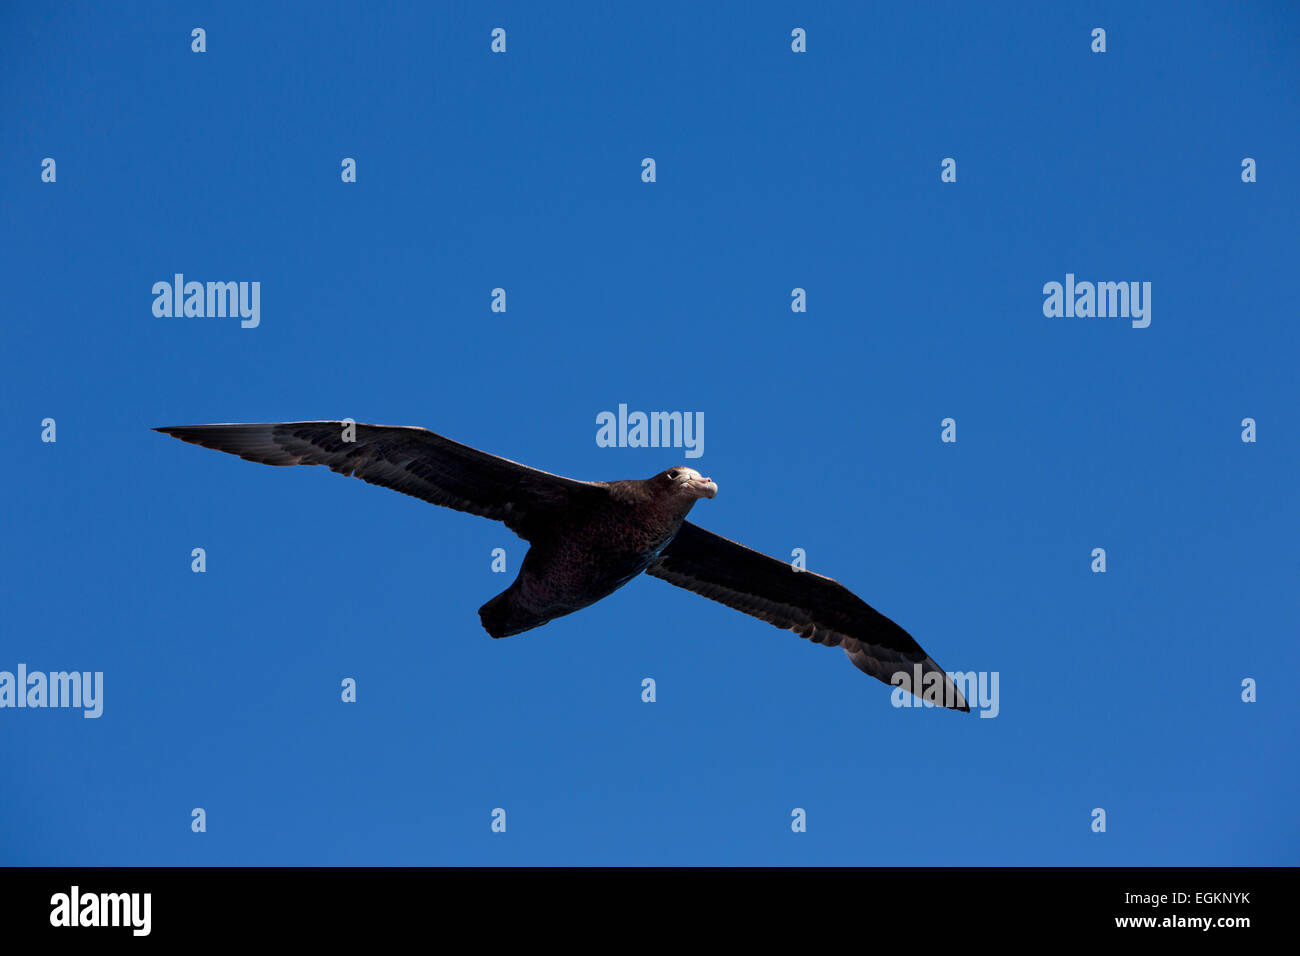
left=685, top=476, right=717, bottom=499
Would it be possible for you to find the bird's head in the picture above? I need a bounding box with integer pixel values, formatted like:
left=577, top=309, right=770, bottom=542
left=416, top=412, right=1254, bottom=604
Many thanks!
left=654, top=467, right=717, bottom=501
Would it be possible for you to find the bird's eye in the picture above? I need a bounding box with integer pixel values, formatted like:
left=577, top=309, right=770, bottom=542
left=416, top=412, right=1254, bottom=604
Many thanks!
left=668, top=470, right=680, bottom=480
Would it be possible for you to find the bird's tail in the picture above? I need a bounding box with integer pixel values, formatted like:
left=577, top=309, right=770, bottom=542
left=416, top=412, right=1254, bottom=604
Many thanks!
left=478, top=589, right=551, bottom=638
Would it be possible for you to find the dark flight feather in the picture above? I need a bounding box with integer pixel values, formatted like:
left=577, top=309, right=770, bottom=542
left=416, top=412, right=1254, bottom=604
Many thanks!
left=153, top=422, right=604, bottom=541
left=648, top=522, right=969, bottom=710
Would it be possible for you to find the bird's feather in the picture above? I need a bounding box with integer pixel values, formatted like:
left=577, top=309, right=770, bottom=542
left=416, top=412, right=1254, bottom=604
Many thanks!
left=154, top=421, right=604, bottom=541
left=649, top=521, right=969, bottom=710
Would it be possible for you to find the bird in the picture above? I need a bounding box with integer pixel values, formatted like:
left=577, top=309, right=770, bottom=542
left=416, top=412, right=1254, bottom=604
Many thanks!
left=155, top=421, right=968, bottom=710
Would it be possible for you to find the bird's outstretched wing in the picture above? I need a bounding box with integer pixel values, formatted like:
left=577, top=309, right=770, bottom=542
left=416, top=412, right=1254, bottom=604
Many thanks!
left=648, top=521, right=968, bottom=710
left=154, top=421, right=606, bottom=541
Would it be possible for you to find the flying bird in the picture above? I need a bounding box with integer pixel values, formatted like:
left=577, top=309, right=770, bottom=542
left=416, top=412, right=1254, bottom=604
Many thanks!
left=155, top=421, right=968, bottom=710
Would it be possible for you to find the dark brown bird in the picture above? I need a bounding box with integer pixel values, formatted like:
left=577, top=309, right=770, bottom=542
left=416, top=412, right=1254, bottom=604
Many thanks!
left=156, top=421, right=968, bottom=710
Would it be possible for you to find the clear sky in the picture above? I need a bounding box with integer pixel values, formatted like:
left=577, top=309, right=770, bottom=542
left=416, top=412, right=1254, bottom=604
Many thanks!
left=1, top=1, right=1296, bottom=865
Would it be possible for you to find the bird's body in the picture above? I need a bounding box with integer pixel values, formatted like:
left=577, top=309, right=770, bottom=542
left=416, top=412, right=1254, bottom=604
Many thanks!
left=156, top=420, right=968, bottom=710
left=479, top=473, right=708, bottom=636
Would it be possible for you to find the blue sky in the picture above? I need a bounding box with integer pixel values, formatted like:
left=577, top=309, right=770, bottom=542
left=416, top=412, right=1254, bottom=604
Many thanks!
left=1, top=1, right=1296, bottom=865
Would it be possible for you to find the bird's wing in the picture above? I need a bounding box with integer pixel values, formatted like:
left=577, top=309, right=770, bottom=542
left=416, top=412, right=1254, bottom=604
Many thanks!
left=155, top=421, right=606, bottom=541
left=647, top=521, right=968, bottom=710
